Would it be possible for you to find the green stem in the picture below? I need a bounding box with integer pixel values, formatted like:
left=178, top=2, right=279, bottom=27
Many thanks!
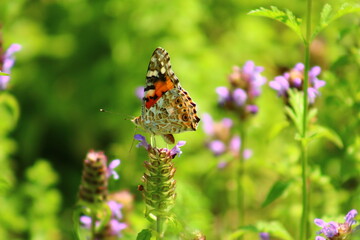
left=156, top=215, right=164, bottom=239
left=90, top=210, right=96, bottom=240
left=299, top=141, right=309, bottom=240
left=300, top=0, right=312, bottom=239
left=237, top=122, right=246, bottom=232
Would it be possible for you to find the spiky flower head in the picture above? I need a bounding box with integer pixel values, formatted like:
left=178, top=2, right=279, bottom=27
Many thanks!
left=216, top=61, right=266, bottom=119
left=134, top=134, right=184, bottom=219
left=78, top=150, right=109, bottom=205
left=314, top=209, right=358, bottom=240
left=269, top=63, right=325, bottom=104
left=78, top=150, right=126, bottom=239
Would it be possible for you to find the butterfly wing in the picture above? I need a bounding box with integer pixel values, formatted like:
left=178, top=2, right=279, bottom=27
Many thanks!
left=136, top=47, right=200, bottom=143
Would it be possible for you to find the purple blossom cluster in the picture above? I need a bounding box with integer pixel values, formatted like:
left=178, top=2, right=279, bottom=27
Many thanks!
left=0, top=43, right=22, bottom=90
left=314, top=209, right=358, bottom=240
left=269, top=63, right=326, bottom=104
left=259, top=232, right=270, bottom=240
left=80, top=200, right=127, bottom=238
left=202, top=113, right=252, bottom=163
left=216, top=61, right=266, bottom=119
left=134, top=134, right=185, bottom=158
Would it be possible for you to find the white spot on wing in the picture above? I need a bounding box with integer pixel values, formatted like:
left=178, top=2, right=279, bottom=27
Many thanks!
left=147, top=70, right=158, bottom=77
left=160, top=67, right=165, bottom=74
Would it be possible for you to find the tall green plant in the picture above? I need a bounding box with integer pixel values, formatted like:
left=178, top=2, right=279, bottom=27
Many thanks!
left=249, top=2, right=360, bottom=240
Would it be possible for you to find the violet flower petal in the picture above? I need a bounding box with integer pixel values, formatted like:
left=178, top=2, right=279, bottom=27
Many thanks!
left=246, top=104, right=258, bottom=114
left=170, top=141, right=186, bottom=157
left=309, top=66, right=321, bottom=77
left=259, top=232, right=270, bottom=240
left=109, top=219, right=127, bottom=235
left=294, top=63, right=305, bottom=71
left=314, top=218, right=326, bottom=227
left=233, top=88, right=247, bottom=106
left=229, top=135, right=241, bottom=155
left=135, top=86, right=144, bottom=99
left=108, top=200, right=123, bottom=219
left=345, top=209, right=358, bottom=226
left=202, top=113, right=214, bottom=136
left=216, top=86, right=231, bottom=104
left=208, top=140, right=226, bottom=155
left=107, top=159, right=121, bottom=179
left=134, top=134, right=150, bottom=150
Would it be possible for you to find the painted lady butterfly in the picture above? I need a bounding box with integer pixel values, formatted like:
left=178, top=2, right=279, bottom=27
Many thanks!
left=132, top=47, right=200, bottom=144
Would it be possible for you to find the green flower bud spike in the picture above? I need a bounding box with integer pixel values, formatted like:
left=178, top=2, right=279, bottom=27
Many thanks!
left=135, top=134, right=185, bottom=239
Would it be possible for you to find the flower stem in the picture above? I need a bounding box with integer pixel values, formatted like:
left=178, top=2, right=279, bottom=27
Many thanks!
left=90, top=210, right=96, bottom=240
left=237, top=122, right=246, bottom=233
left=156, top=216, right=164, bottom=239
left=300, top=0, right=312, bottom=239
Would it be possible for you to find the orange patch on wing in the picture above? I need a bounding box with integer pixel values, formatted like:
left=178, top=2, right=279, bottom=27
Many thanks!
left=145, top=76, right=174, bottom=109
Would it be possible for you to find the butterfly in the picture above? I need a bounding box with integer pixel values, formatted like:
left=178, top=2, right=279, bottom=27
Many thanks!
left=132, top=47, right=200, bottom=144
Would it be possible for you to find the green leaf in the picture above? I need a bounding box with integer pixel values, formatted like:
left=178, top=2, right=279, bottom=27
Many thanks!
left=261, top=180, right=292, bottom=208
left=312, top=3, right=360, bottom=39
left=309, top=125, right=344, bottom=148
left=0, top=72, right=10, bottom=76
left=248, top=6, right=304, bottom=42
left=136, top=229, right=152, bottom=240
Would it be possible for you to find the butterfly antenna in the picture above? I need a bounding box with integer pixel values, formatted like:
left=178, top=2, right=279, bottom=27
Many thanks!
left=99, top=108, right=122, bottom=116
left=100, top=108, right=135, bottom=121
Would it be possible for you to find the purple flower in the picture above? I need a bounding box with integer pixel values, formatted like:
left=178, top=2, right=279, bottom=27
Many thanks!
left=135, top=86, right=144, bottom=100
left=107, top=159, right=120, bottom=179
left=314, top=209, right=358, bottom=240
left=269, top=63, right=325, bottom=104
left=208, top=140, right=226, bottom=155
left=246, top=104, right=259, bottom=114
left=233, top=88, right=247, bottom=106
left=259, top=232, right=270, bottom=240
left=229, top=135, right=241, bottom=156
left=134, top=134, right=150, bottom=150
left=217, top=61, right=266, bottom=118
left=269, top=76, right=289, bottom=96
left=222, top=118, right=233, bottom=129
left=202, top=113, right=253, bottom=158
left=80, top=200, right=127, bottom=237
left=0, top=43, right=22, bottom=90
left=202, top=113, right=215, bottom=136
left=109, top=219, right=127, bottom=235
left=80, top=215, right=92, bottom=228
left=169, top=141, right=186, bottom=157
left=134, top=134, right=186, bottom=158
left=243, top=149, right=253, bottom=159
left=345, top=209, right=358, bottom=226
left=216, top=86, right=231, bottom=104
left=217, top=160, right=228, bottom=169
left=108, top=200, right=123, bottom=219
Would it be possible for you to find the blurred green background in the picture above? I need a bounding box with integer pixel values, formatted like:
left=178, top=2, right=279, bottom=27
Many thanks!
left=0, top=0, right=359, bottom=239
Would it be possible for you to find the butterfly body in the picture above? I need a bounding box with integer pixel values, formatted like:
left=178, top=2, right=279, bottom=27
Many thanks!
left=132, top=47, right=200, bottom=144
